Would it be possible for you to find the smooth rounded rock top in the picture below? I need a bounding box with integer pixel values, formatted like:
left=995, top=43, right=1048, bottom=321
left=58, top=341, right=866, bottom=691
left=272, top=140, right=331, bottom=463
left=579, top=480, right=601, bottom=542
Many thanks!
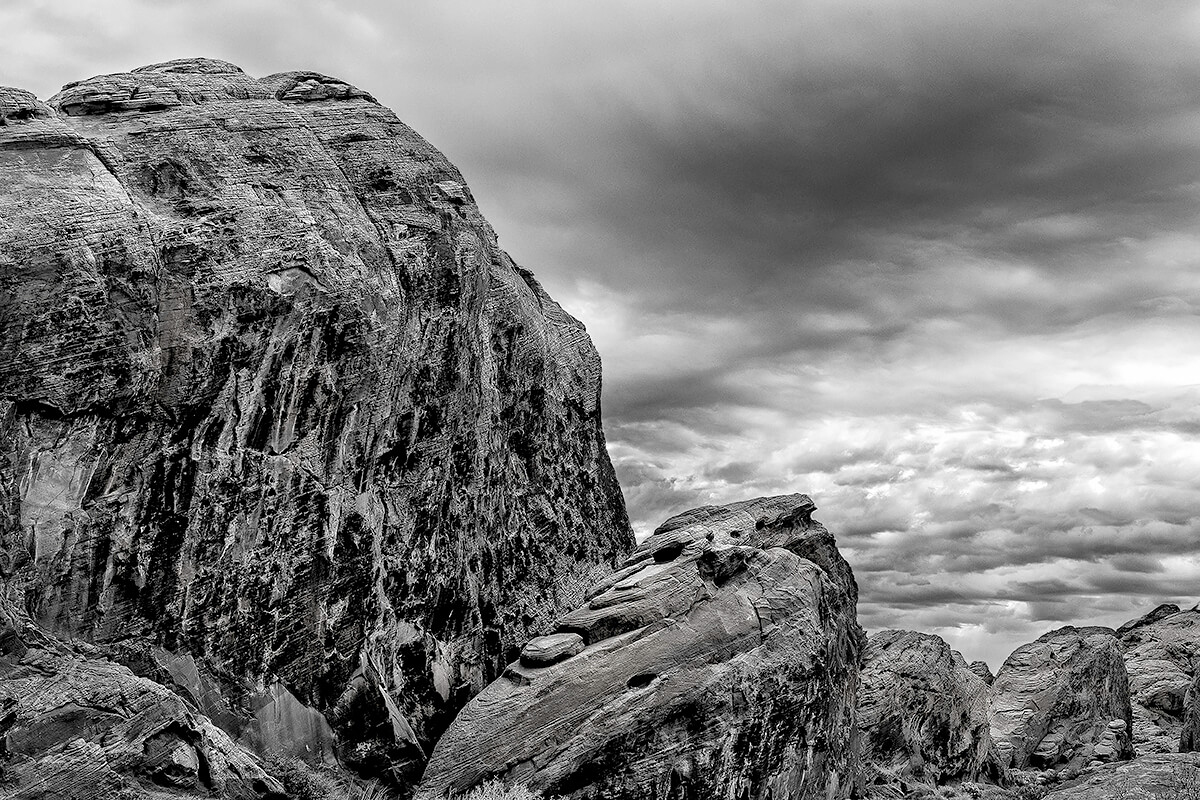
left=520, top=633, right=586, bottom=667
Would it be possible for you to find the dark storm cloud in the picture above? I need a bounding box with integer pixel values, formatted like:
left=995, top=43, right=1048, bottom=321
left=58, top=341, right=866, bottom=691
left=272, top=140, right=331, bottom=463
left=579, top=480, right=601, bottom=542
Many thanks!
left=5, top=0, right=1200, bottom=666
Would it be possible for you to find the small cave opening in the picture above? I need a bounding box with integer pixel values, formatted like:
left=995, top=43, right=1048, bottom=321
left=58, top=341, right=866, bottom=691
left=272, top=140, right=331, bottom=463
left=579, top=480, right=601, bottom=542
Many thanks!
left=653, top=542, right=685, bottom=563
left=627, top=673, right=657, bottom=689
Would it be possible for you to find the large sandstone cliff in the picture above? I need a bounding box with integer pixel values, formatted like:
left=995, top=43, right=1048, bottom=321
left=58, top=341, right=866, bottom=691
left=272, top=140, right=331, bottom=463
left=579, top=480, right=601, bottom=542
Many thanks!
left=0, top=57, right=632, bottom=789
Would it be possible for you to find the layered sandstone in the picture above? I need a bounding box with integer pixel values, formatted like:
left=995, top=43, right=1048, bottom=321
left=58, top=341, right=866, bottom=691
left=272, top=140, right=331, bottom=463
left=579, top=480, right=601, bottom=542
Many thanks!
left=418, top=495, right=864, bottom=800
left=0, top=57, right=631, bottom=789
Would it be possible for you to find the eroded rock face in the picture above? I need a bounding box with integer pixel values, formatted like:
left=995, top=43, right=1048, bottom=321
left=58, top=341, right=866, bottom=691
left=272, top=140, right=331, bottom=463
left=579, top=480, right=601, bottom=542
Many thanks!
left=418, top=495, right=864, bottom=800
left=1117, top=604, right=1200, bottom=754
left=0, top=57, right=631, bottom=786
left=856, top=630, right=995, bottom=790
left=989, top=626, right=1132, bottom=772
left=0, top=597, right=285, bottom=799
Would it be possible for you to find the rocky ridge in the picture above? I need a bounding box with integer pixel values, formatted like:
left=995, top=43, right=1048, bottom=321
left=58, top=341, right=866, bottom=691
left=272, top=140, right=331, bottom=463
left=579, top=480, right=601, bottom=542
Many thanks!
left=0, top=57, right=631, bottom=794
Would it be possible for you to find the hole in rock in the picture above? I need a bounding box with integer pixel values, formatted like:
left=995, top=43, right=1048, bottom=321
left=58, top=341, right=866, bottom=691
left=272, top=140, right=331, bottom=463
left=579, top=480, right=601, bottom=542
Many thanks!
left=653, top=542, right=685, bottom=563
left=626, top=673, right=657, bottom=689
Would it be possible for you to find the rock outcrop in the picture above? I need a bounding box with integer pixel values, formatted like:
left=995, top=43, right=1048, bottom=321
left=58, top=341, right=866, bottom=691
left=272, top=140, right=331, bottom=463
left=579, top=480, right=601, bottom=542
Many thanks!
left=0, top=596, right=288, bottom=800
left=1042, top=752, right=1200, bottom=800
left=418, top=495, right=864, bottom=800
left=988, top=626, right=1132, bottom=772
left=855, top=630, right=995, bottom=791
left=0, top=57, right=632, bottom=788
left=1117, top=604, right=1200, bottom=753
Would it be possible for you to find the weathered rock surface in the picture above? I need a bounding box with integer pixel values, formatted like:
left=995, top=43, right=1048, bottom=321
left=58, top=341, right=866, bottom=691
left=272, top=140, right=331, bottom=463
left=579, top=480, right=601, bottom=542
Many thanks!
left=1117, top=604, right=1200, bottom=754
left=418, top=495, right=865, bottom=800
left=0, top=57, right=632, bottom=788
left=968, top=661, right=995, bottom=686
left=856, top=630, right=995, bottom=791
left=1041, top=752, right=1200, bottom=800
left=0, top=596, right=286, bottom=799
left=988, top=626, right=1132, bottom=772
left=1181, top=666, right=1200, bottom=753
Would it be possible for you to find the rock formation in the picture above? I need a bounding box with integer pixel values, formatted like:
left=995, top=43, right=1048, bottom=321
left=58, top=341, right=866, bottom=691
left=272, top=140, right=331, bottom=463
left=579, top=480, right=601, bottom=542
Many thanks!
left=0, top=596, right=290, bottom=800
left=418, top=495, right=865, bottom=800
left=0, top=57, right=632, bottom=790
left=855, top=630, right=994, bottom=791
left=1117, top=604, right=1200, bottom=753
left=1041, top=752, right=1200, bottom=800
left=988, top=626, right=1132, bottom=772
left=968, top=660, right=995, bottom=686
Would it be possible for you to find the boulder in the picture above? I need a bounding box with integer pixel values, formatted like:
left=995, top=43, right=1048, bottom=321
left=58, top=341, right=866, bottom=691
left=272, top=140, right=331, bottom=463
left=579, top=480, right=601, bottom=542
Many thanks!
left=856, top=630, right=995, bottom=790
left=0, top=56, right=632, bottom=785
left=418, top=495, right=865, bottom=800
left=989, top=626, right=1132, bottom=772
left=1117, top=605, right=1200, bottom=754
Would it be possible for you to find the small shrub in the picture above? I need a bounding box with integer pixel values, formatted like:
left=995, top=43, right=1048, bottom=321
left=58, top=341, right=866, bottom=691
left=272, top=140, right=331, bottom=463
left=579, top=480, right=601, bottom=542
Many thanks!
left=455, top=779, right=555, bottom=800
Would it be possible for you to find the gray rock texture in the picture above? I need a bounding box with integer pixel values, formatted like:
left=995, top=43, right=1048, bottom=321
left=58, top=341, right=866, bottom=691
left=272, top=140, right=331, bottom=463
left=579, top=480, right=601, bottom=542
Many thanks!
left=968, top=660, right=995, bottom=686
left=1117, top=604, right=1200, bottom=754
left=1181, top=666, right=1200, bottom=753
left=0, top=57, right=632, bottom=788
left=855, top=630, right=995, bottom=790
left=1041, top=752, right=1200, bottom=800
left=988, top=626, right=1132, bottom=772
left=418, top=495, right=865, bottom=800
left=0, top=596, right=286, bottom=799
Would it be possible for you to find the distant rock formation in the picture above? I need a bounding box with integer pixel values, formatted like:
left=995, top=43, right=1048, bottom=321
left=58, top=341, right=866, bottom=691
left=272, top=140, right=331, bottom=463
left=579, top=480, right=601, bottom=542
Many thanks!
left=1117, top=604, right=1200, bottom=753
left=855, top=630, right=995, bottom=791
left=0, top=56, right=632, bottom=790
left=418, top=495, right=864, bottom=800
left=989, top=626, right=1133, bottom=772
left=968, top=660, right=995, bottom=686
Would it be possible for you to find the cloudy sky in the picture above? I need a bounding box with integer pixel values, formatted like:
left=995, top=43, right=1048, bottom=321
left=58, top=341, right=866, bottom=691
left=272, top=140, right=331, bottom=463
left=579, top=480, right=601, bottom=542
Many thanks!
left=6, top=0, right=1200, bottom=667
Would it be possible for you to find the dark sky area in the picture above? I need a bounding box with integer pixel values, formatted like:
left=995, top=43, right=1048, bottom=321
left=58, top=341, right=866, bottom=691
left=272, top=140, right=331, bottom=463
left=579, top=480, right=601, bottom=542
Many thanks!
left=5, top=0, right=1200, bottom=667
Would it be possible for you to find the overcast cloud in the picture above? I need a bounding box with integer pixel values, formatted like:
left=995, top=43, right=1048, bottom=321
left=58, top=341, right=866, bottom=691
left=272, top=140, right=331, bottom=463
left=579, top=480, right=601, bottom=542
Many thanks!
left=5, top=0, right=1200, bottom=667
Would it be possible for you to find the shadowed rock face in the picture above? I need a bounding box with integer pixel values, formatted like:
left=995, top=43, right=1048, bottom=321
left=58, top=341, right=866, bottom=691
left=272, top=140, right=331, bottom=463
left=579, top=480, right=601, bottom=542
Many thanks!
left=989, top=626, right=1132, bottom=772
left=856, top=630, right=995, bottom=790
left=0, top=56, right=632, bottom=786
left=1117, top=604, right=1200, bottom=754
left=418, top=495, right=865, bottom=800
